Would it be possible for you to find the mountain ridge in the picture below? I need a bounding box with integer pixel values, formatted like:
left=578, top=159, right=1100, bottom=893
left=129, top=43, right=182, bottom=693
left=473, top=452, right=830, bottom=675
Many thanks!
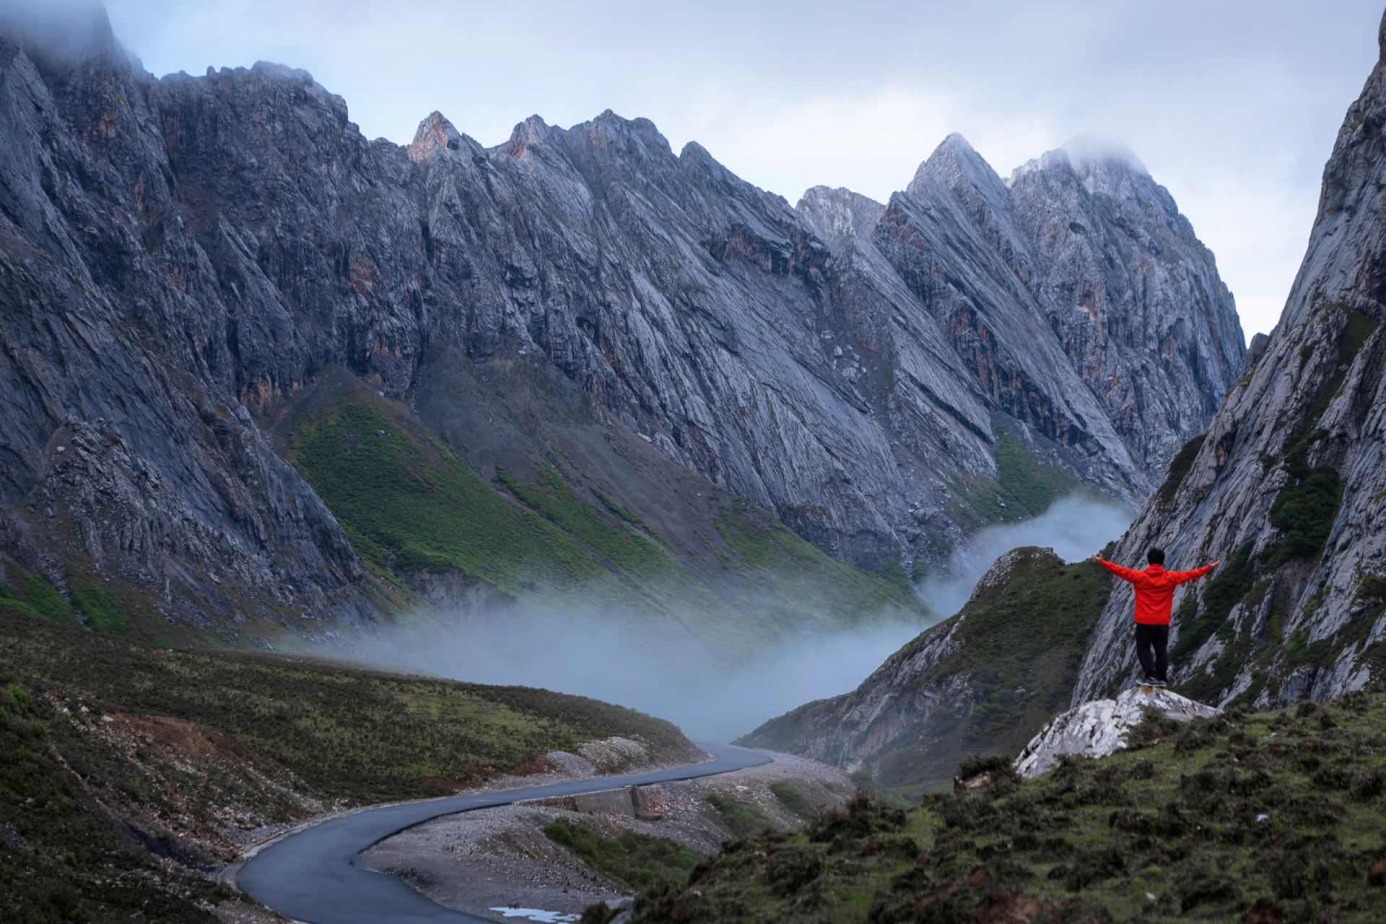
left=0, top=6, right=1241, bottom=638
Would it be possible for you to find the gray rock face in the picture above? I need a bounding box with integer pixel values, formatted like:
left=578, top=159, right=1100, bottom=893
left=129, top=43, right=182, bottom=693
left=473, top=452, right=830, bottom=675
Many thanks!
left=879, top=132, right=1246, bottom=483
left=0, top=5, right=1242, bottom=628
left=1073, top=14, right=1386, bottom=708
left=1014, top=686, right=1219, bottom=777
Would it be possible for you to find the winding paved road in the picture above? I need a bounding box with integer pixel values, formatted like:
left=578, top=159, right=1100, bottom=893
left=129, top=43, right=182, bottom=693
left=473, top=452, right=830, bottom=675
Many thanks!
left=237, top=743, right=772, bottom=924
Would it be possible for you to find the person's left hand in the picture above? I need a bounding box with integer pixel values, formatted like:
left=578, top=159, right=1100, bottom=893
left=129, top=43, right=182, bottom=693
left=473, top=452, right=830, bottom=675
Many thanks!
left=1090, top=553, right=1106, bottom=564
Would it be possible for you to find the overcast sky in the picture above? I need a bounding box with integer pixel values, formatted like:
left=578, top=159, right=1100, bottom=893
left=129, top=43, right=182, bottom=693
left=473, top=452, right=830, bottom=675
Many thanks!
left=104, top=0, right=1385, bottom=339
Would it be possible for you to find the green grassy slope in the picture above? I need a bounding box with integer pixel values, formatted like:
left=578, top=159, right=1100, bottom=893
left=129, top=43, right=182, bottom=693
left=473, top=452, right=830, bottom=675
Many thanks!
left=953, top=429, right=1081, bottom=528
left=628, top=694, right=1386, bottom=923
left=295, top=402, right=608, bottom=595
left=0, top=673, right=225, bottom=924
left=0, top=615, right=696, bottom=804
left=545, top=819, right=703, bottom=892
left=285, top=381, right=927, bottom=647
left=914, top=553, right=1111, bottom=755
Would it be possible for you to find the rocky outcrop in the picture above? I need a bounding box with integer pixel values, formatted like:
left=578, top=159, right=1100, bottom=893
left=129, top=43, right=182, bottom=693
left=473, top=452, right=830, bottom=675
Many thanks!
left=0, top=2, right=1243, bottom=630
left=1014, top=687, right=1219, bottom=777
left=1072, top=12, right=1386, bottom=708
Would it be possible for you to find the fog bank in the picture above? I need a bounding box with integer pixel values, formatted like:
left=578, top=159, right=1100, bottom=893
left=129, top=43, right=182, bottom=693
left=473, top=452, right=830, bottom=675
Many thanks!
left=307, top=493, right=1131, bottom=742
left=919, top=494, right=1134, bottom=617
left=308, top=613, right=924, bottom=743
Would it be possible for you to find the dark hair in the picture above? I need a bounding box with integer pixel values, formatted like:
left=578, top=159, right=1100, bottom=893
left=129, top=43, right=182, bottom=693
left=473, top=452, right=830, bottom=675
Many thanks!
left=1147, top=548, right=1165, bottom=566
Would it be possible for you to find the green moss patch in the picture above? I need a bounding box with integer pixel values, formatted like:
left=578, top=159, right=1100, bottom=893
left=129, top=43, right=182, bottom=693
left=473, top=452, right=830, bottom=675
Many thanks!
left=0, top=570, right=75, bottom=625
left=714, top=504, right=922, bottom=625
left=954, top=430, right=1081, bottom=527
left=498, top=463, right=676, bottom=585
left=994, top=429, right=1078, bottom=517
left=70, top=583, right=128, bottom=633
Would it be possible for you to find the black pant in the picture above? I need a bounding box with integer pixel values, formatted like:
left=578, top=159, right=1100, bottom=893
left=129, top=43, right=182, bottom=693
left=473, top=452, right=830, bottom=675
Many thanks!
left=1135, top=624, right=1169, bottom=683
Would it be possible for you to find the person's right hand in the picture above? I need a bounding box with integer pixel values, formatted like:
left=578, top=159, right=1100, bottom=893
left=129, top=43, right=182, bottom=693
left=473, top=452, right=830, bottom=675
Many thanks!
left=1090, top=553, right=1106, bottom=564
left=1207, top=561, right=1220, bottom=569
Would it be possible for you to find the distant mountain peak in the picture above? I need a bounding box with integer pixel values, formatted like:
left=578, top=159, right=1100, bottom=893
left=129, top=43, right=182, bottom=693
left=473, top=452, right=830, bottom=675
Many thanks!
left=908, top=132, right=1007, bottom=204
left=410, top=111, right=466, bottom=161
left=506, top=114, right=553, bottom=157
left=584, top=109, right=673, bottom=155
left=796, top=186, right=886, bottom=248
left=1012, top=136, right=1149, bottom=185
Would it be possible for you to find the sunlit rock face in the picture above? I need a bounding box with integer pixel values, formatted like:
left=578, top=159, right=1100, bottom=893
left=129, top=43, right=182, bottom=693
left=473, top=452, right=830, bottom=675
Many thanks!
left=1073, top=11, right=1386, bottom=709
left=0, top=7, right=1240, bottom=628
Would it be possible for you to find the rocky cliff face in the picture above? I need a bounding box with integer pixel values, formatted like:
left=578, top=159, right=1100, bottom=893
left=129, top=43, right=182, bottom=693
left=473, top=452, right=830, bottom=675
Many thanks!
left=1072, top=14, right=1386, bottom=709
left=0, top=2, right=1242, bottom=633
left=880, top=133, right=1245, bottom=483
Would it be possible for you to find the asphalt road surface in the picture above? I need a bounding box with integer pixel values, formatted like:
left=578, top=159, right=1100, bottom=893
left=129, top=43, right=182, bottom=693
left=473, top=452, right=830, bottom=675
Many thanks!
left=237, top=743, right=773, bottom=923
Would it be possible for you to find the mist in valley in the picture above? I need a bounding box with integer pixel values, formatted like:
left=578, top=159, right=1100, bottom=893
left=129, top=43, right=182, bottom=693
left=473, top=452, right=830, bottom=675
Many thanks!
left=310, top=494, right=1132, bottom=742
left=919, top=494, right=1135, bottom=617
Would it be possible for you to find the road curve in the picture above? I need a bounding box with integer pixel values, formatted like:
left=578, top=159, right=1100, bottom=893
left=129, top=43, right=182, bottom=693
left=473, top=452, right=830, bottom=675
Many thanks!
left=237, top=743, right=772, bottom=924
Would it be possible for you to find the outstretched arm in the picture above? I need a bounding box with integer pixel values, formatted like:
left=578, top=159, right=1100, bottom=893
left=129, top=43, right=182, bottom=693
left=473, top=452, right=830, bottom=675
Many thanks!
left=1090, top=553, right=1143, bottom=583
left=1172, top=562, right=1220, bottom=584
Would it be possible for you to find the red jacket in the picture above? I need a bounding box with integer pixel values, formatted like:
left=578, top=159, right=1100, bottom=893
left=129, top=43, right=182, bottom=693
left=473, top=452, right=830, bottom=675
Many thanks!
left=1097, top=560, right=1216, bottom=625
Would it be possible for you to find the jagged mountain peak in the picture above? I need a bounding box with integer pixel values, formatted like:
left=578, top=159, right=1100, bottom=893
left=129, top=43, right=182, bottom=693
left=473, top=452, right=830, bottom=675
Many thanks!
left=505, top=113, right=555, bottom=155
left=1011, top=136, right=1149, bottom=185
left=248, top=60, right=317, bottom=84
left=580, top=108, right=674, bottom=159
left=410, top=110, right=468, bottom=161
left=907, top=131, right=1008, bottom=205
left=796, top=185, right=885, bottom=248
left=0, top=14, right=1244, bottom=642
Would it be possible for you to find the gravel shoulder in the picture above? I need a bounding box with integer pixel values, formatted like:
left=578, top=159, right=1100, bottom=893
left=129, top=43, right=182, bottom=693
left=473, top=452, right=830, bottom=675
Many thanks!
left=361, top=750, right=853, bottom=922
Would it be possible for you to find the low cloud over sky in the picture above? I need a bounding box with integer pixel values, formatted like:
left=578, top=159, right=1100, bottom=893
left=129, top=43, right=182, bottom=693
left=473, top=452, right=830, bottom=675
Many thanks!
left=107, top=0, right=1384, bottom=338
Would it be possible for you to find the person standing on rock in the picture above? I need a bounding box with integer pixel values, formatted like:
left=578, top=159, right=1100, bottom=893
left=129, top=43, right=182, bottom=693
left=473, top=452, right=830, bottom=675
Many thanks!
left=1090, top=548, right=1218, bottom=688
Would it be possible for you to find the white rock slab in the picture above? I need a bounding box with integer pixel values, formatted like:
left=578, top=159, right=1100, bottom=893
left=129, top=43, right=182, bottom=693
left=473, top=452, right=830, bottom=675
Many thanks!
left=1015, top=686, right=1220, bottom=777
